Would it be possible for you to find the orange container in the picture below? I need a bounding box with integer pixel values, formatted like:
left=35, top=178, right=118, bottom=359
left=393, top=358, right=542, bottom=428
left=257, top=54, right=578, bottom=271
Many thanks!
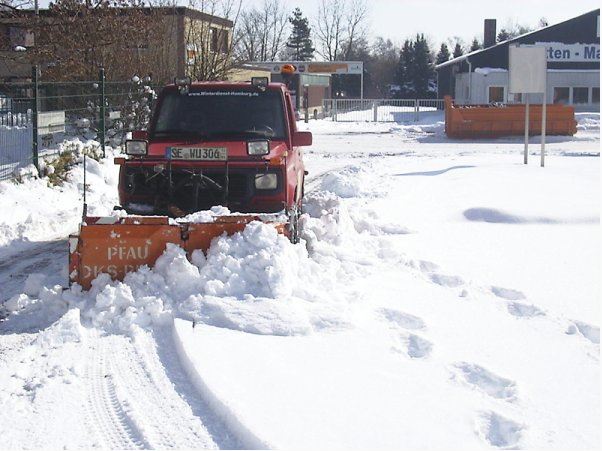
left=444, top=96, right=577, bottom=139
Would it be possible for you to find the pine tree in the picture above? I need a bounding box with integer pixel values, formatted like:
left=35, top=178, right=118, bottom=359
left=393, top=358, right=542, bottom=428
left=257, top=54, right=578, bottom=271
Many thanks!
left=285, top=7, right=315, bottom=61
left=436, top=43, right=450, bottom=64
left=470, top=38, right=481, bottom=52
left=411, top=34, right=434, bottom=98
left=497, top=29, right=510, bottom=42
left=395, top=39, right=414, bottom=97
left=452, top=42, right=463, bottom=58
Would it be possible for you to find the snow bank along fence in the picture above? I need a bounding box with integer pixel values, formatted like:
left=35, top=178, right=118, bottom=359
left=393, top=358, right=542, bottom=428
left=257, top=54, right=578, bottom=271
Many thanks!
left=322, top=98, right=444, bottom=122
left=0, top=67, right=156, bottom=181
left=443, top=96, right=577, bottom=139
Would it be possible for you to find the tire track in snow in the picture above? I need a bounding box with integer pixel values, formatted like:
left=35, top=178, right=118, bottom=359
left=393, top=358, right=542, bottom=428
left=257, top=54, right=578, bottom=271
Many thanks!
left=105, top=331, right=219, bottom=449
left=84, top=335, right=148, bottom=450
left=0, top=240, right=66, bottom=303
left=153, top=327, right=243, bottom=449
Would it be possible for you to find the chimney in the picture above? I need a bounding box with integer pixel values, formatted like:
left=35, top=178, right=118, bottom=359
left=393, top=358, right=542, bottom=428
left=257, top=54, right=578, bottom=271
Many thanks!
left=484, top=19, right=497, bottom=48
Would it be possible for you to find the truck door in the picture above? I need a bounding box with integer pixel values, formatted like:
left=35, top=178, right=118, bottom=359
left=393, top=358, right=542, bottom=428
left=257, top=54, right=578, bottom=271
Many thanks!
left=284, top=92, right=303, bottom=204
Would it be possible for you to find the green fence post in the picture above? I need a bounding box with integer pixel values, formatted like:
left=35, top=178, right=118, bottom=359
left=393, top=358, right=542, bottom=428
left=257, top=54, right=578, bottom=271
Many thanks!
left=99, top=67, right=106, bottom=158
left=31, top=65, right=39, bottom=172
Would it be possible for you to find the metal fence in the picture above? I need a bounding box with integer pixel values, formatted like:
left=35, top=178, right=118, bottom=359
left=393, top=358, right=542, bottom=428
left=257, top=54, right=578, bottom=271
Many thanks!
left=0, top=67, right=156, bottom=181
left=322, top=98, right=445, bottom=122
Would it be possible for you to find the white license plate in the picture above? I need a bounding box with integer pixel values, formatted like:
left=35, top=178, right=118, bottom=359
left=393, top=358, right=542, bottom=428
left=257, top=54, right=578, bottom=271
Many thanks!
left=168, top=147, right=227, bottom=161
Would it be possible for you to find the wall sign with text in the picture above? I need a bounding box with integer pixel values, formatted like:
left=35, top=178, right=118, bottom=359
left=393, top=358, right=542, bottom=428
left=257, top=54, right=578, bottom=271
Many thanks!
left=535, top=42, right=600, bottom=62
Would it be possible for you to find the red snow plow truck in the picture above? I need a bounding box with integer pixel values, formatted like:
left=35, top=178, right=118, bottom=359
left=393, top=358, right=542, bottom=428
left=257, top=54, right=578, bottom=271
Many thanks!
left=69, top=74, right=311, bottom=289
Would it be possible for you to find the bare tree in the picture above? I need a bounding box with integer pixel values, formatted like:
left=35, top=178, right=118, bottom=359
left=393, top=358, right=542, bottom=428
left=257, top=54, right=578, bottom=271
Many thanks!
left=314, top=0, right=343, bottom=61
left=235, top=0, right=288, bottom=62
left=0, top=0, right=31, bottom=10
left=0, top=0, right=33, bottom=79
left=340, top=0, right=367, bottom=60
left=11, top=0, right=154, bottom=81
left=184, top=0, right=242, bottom=80
left=314, top=0, right=367, bottom=61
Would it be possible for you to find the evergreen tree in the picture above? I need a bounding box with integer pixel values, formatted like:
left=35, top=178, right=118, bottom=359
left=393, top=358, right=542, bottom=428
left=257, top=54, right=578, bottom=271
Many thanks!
left=411, top=34, right=435, bottom=98
left=470, top=38, right=481, bottom=52
left=285, top=7, right=315, bottom=61
left=435, top=43, right=450, bottom=64
left=497, top=29, right=511, bottom=42
left=452, top=42, right=463, bottom=58
left=395, top=39, right=414, bottom=97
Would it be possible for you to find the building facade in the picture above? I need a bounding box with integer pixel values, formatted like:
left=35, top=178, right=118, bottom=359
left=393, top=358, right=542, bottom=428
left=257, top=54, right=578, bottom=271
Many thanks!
left=0, top=7, right=233, bottom=82
left=436, top=9, right=600, bottom=111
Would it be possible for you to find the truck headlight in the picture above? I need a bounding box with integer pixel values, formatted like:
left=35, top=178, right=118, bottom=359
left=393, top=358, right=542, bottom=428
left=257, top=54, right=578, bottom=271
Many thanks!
left=255, top=173, right=277, bottom=190
left=125, top=140, right=147, bottom=155
left=247, top=140, right=269, bottom=156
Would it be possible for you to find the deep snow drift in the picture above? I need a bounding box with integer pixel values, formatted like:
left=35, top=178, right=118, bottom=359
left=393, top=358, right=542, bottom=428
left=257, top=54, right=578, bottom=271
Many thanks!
left=0, top=113, right=599, bottom=449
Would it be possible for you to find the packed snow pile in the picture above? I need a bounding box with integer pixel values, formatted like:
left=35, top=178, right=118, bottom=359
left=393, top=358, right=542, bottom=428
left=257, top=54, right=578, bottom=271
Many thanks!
left=5, top=198, right=364, bottom=336
left=170, top=205, right=287, bottom=224
left=3, top=160, right=416, bottom=338
left=0, top=139, right=119, bottom=255
left=576, top=112, right=600, bottom=131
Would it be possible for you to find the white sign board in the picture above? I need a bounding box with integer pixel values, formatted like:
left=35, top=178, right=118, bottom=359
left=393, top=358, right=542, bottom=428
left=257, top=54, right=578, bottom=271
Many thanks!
left=535, top=42, right=600, bottom=62
left=38, top=110, right=65, bottom=134
left=509, top=45, right=547, bottom=94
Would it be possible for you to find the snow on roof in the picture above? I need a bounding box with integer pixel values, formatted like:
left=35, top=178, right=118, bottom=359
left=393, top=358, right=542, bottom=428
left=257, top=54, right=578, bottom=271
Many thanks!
left=474, top=67, right=508, bottom=75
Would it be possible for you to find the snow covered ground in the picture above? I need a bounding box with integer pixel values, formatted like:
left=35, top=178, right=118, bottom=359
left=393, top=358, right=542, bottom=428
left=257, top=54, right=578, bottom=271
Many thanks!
left=0, top=112, right=599, bottom=449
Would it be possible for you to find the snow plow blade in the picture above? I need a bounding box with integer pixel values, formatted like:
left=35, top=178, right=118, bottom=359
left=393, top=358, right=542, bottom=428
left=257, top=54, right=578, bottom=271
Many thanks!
left=69, top=215, right=287, bottom=289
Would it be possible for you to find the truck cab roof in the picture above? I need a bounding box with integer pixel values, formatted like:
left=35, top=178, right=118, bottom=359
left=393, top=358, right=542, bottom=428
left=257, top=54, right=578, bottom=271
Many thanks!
left=164, top=81, right=288, bottom=92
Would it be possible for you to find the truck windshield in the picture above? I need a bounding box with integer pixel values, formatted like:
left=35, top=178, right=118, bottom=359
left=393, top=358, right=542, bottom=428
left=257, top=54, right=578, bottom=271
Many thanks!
left=152, top=89, right=288, bottom=140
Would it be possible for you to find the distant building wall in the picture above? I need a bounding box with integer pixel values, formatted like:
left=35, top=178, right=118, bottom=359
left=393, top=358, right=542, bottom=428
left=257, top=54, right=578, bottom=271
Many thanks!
left=454, top=70, right=600, bottom=110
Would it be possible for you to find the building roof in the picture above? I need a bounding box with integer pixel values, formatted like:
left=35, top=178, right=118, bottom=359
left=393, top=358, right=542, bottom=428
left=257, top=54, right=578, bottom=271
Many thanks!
left=0, top=6, right=233, bottom=28
left=436, top=8, right=600, bottom=69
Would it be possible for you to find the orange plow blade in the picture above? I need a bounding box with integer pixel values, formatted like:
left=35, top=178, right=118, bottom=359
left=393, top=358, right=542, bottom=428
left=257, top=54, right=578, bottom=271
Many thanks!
left=69, top=215, right=287, bottom=289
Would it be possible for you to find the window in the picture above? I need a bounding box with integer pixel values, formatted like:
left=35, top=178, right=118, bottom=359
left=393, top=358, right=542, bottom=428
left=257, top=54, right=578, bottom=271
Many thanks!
left=186, top=44, right=196, bottom=66
left=573, top=87, right=589, bottom=104
left=210, top=28, right=218, bottom=52
left=9, top=27, right=34, bottom=47
left=593, top=87, right=600, bottom=104
left=488, top=86, right=504, bottom=103
left=153, top=89, right=287, bottom=140
left=220, top=30, right=229, bottom=53
left=553, top=87, right=569, bottom=104
left=209, top=27, right=228, bottom=53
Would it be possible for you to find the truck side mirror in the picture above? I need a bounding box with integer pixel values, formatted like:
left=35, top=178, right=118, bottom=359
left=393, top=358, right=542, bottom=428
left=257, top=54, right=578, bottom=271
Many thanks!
left=292, top=131, right=312, bottom=147
left=132, top=130, right=148, bottom=140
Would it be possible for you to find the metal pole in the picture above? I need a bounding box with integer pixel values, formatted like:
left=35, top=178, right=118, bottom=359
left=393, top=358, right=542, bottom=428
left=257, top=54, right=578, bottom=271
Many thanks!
left=99, top=68, right=106, bottom=158
left=541, top=82, right=547, bottom=167
left=467, top=60, right=472, bottom=104
left=360, top=71, right=364, bottom=100
left=333, top=99, right=338, bottom=122
left=303, top=84, right=309, bottom=123
left=82, top=153, right=87, bottom=218
left=31, top=65, right=39, bottom=173
left=524, top=94, right=529, bottom=164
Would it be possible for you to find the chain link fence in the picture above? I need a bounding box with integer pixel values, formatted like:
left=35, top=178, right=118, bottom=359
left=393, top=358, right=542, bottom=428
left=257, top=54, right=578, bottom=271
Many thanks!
left=322, top=98, right=444, bottom=122
left=1, top=68, right=157, bottom=181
